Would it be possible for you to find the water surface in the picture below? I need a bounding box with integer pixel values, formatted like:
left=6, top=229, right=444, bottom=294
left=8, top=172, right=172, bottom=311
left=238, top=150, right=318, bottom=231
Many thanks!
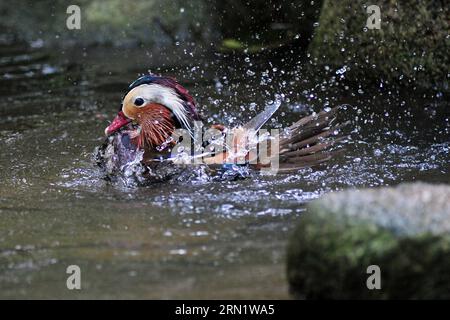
left=0, top=42, right=448, bottom=298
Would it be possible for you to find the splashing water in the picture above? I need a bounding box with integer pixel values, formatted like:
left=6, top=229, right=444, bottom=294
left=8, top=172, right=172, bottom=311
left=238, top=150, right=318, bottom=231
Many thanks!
left=0, top=43, right=448, bottom=299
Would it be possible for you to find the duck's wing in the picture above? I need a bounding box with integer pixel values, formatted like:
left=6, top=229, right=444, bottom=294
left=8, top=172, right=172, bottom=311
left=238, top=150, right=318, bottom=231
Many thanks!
left=199, top=103, right=279, bottom=165
left=167, top=105, right=347, bottom=171
left=242, top=102, right=280, bottom=131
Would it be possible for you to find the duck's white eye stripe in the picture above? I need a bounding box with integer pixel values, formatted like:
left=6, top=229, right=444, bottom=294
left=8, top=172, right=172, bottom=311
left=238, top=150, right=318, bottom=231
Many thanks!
left=134, top=84, right=193, bottom=137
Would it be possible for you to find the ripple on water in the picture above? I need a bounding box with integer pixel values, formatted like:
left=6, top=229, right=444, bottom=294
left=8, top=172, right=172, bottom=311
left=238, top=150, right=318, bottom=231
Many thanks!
left=0, top=43, right=449, bottom=298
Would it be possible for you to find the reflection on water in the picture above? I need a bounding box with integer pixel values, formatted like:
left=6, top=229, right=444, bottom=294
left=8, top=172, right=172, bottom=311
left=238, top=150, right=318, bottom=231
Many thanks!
left=0, top=41, right=448, bottom=298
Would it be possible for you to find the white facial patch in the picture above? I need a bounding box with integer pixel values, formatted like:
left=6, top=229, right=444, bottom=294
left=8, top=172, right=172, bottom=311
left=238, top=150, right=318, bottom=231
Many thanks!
left=124, top=84, right=192, bottom=136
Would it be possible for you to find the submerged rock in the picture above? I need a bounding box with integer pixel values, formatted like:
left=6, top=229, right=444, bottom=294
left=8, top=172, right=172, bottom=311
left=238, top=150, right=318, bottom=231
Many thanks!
left=287, top=182, right=450, bottom=299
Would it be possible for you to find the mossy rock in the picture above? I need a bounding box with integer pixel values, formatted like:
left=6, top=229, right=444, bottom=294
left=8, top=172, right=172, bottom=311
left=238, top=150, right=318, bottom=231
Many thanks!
left=308, top=1, right=449, bottom=90
left=287, top=182, right=450, bottom=299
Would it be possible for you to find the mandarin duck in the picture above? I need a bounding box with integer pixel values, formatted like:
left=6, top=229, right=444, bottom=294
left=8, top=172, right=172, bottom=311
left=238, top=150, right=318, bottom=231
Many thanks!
left=95, top=75, right=345, bottom=184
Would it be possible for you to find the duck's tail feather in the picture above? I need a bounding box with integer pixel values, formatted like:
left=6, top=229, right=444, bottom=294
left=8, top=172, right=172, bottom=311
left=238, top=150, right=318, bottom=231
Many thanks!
left=253, top=107, right=348, bottom=173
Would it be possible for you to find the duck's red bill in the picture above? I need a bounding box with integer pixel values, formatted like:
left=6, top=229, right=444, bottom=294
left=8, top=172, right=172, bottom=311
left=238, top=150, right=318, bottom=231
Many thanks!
left=105, top=111, right=131, bottom=136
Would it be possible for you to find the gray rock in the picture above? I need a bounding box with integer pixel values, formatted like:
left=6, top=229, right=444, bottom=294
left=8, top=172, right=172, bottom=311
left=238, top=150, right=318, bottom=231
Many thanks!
left=287, top=183, right=450, bottom=299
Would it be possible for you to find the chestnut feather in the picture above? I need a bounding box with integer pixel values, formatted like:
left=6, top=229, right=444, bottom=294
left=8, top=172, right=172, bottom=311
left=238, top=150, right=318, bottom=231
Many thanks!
left=135, top=103, right=175, bottom=149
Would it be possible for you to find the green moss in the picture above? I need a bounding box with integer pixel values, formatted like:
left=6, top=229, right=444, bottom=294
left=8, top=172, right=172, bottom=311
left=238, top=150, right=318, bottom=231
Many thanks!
left=287, top=183, right=450, bottom=299
left=308, top=0, right=449, bottom=89
left=287, top=210, right=396, bottom=299
left=221, top=38, right=244, bottom=50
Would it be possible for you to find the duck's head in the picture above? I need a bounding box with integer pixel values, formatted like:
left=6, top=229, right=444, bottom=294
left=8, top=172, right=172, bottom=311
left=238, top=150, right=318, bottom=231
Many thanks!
left=105, top=75, right=200, bottom=147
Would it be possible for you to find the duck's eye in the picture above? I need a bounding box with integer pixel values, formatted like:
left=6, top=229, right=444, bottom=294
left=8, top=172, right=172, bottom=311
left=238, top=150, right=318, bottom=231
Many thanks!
left=134, top=97, right=145, bottom=106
